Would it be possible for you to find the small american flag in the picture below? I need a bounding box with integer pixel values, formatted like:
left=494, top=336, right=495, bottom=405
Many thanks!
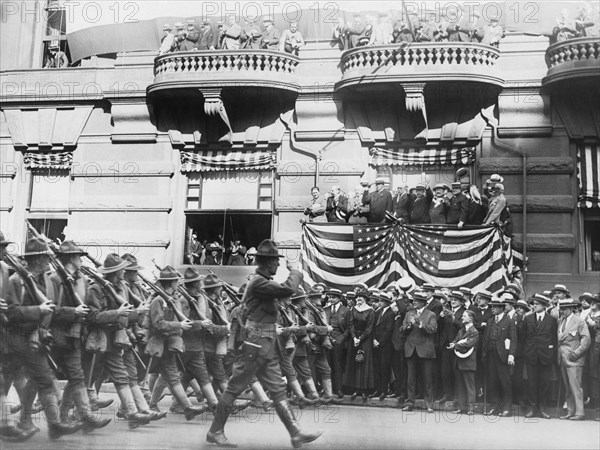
left=301, top=223, right=520, bottom=293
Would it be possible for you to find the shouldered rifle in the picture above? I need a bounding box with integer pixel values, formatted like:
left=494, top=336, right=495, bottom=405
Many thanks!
left=288, top=303, right=316, bottom=351
left=305, top=299, right=333, bottom=350
left=136, top=272, right=188, bottom=323
left=205, top=268, right=240, bottom=307
left=3, top=253, right=58, bottom=370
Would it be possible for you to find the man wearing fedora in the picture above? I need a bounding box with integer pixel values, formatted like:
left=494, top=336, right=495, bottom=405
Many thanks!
left=372, top=292, right=395, bottom=401
left=44, top=43, right=69, bottom=68
left=47, top=241, right=113, bottom=432
left=446, top=181, right=469, bottom=229
left=325, top=288, right=350, bottom=398
left=0, top=232, right=37, bottom=442
left=5, top=237, right=84, bottom=438
left=401, top=291, right=437, bottom=412
left=147, top=265, right=207, bottom=421
left=179, top=19, right=200, bottom=51
left=557, top=297, right=591, bottom=420
left=449, top=309, right=479, bottom=414
left=362, top=178, right=393, bottom=223
left=437, top=291, right=465, bottom=404
left=207, top=239, right=322, bottom=448
left=522, top=293, right=557, bottom=419
left=482, top=296, right=517, bottom=417
left=84, top=253, right=154, bottom=429
left=471, top=290, right=494, bottom=398
left=429, top=184, right=450, bottom=224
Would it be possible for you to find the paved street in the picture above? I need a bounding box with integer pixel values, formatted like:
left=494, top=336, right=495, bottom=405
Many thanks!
left=3, top=393, right=599, bottom=450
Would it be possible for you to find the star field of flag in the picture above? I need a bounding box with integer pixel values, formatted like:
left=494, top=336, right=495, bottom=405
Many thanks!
left=301, top=223, right=521, bottom=293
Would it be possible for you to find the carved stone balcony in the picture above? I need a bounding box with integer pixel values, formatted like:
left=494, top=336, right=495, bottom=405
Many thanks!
left=335, top=42, right=503, bottom=93
left=147, top=50, right=300, bottom=96
left=543, top=38, right=600, bottom=90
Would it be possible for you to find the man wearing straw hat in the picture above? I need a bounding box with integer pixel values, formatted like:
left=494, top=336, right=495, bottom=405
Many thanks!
left=557, top=296, right=591, bottom=420
left=449, top=309, right=479, bottom=414
left=207, top=239, right=322, bottom=448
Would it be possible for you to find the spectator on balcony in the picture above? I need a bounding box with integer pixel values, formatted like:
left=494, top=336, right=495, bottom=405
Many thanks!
left=222, top=15, right=246, bottom=50
left=198, top=20, right=218, bottom=50
left=575, top=3, right=596, bottom=37
left=483, top=183, right=508, bottom=228
left=375, top=12, right=394, bottom=45
left=410, top=183, right=433, bottom=224
left=433, top=22, right=449, bottom=42
left=553, top=8, right=577, bottom=42
left=466, top=11, right=485, bottom=43
left=414, top=24, right=432, bottom=42
left=465, top=185, right=488, bottom=225
left=332, top=17, right=350, bottom=50
left=159, top=24, right=175, bottom=55
left=171, top=22, right=186, bottom=51
left=362, top=178, right=393, bottom=224
left=365, top=15, right=380, bottom=46
left=216, top=21, right=225, bottom=49
left=44, top=44, right=69, bottom=68
left=303, top=186, right=327, bottom=223
left=347, top=185, right=369, bottom=224
left=260, top=18, right=281, bottom=50
left=178, top=19, right=200, bottom=51
left=429, top=184, right=449, bottom=225
left=392, top=185, right=414, bottom=223
left=348, top=15, right=369, bottom=48
left=243, top=26, right=262, bottom=49
left=279, top=21, right=305, bottom=55
left=446, top=11, right=471, bottom=42
left=326, top=186, right=349, bottom=223
left=482, top=17, right=504, bottom=47
left=393, top=19, right=415, bottom=43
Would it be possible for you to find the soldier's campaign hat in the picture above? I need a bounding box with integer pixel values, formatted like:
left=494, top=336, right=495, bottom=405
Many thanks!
left=459, top=287, right=472, bottom=297
left=306, top=288, right=322, bottom=299
left=558, top=297, right=579, bottom=309
left=325, top=288, right=343, bottom=297
left=174, top=21, right=185, bottom=29
left=475, top=290, right=493, bottom=302
left=529, top=293, right=551, bottom=306
left=451, top=182, right=462, bottom=189
left=121, top=253, right=142, bottom=271
left=292, top=287, right=308, bottom=301
left=421, top=283, right=436, bottom=292
left=375, top=177, right=387, bottom=185
left=22, top=237, right=52, bottom=257
left=578, top=292, right=594, bottom=302
left=412, top=291, right=429, bottom=304
left=157, top=265, right=181, bottom=281
left=55, top=240, right=87, bottom=256
left=202, top=273, right=223, bottom=289
left=182, top=267, right=203, bottom=284
left=208, top=243, right=222, bottom=252
left=551, top=284, right=569, bottom=295
left=97, top=253, right=129, bottom=274
left=0, top=231, right=12, bottom=246
left=449, top=291, right=466, bottom=302
left=255, top=239, right=284, bottom=258
left=237, top=283, right=247, bottom=299
left=433, top=183, right=449, bottom=191
left=163, top=23, right=172, bottom=30
left=415, top=183, right=427, bottom=190
left=515, top=299, right=530, bottom=311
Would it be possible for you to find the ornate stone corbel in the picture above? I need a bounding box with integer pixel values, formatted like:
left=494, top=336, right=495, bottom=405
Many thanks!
left=402, top=83, right=428, bottom=134
left=199, top=87, right=232, bottom=143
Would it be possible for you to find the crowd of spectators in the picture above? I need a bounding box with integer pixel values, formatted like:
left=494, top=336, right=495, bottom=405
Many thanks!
left=185, top=233, right=256, bottom=266
left=552, top=3, right=599, bottom=43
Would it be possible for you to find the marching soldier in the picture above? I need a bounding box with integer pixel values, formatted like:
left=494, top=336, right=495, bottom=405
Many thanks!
left=146, top=265, right=207, bottom=421
left=49, top=241, right=112, bottom=432
left=83, top=254, right=153, bottom=429
left=5, top=238, right=83, bottom=438
left=206, top=239, right=322, bottom=448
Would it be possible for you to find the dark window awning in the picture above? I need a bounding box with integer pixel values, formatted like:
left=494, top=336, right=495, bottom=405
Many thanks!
left=369, top=147, right=475, bottom=168
left=577, top=144, right=600, bottom=208
left=180, top=149, right=276, bottom=173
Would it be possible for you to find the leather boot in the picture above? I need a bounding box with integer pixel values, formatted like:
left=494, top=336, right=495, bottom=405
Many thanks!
left=320, top=379, right=334, bottom=404
left=274, top=400, right=323, bottom=449
left=19, top=379, right=37, bottom=427
left=149, top=375, right=168, bottom=410
left=131, top=384, right=151, bottom=413
left=206, top=430, right=238, bottom=448
left=87, top=387, right=113, bottom=411
left=115, top=384, right=151, bottom=429
left=290, top=380, right=317, bottom=408
left=171, top=383, right=207, bottom=420
left=304, top=379, right=320, bottom=403
left=48, top=422, right=84, bottom=440
left=207, top=392, right=236, bottom=446
left=202, top=383, right=219, bottom=411
left=82, top=415, right=112, bottom=434
left=0, top=421, right=37, bottom=442
left=59, top=384, right=74, bottom=422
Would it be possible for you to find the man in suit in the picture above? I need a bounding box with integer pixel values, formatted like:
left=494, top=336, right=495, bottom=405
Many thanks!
left=449, top=309, right=479, bottom=414
left=392, top=185, right=413, bottom=222
left=390, top=283, right=411, bottom=404
left=557, top=297, right=591, bottom=420
left=447, top=182, right=469, bottom=229
left=179, top=19, right=200, bottom=51
left=471, top=290, right=494, bottom=398
left=410, top=183, right=433, bottom=224
left=401, top=292, right=438, bottom=412
left=325, top=289, right=349, bottom=398
left=437, top=291, right=465, bottom=404
left=522, top=293, right=557, bottom=419
left=482, top=297, right=517, bottom=417
left=325, top=186, right=349, bottom=223
left=198, top=20, right=218, bottom=50
left=371, top=292, right=396, bottom=401
left=425, top=285, right=444, bottom=316
left=362, top=178, right=393, bottom=223
left=303, top=186, right=327, bottom=223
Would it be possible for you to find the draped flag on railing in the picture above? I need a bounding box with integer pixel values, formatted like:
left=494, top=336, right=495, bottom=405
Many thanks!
left=301, top=223, right=521, bottom=293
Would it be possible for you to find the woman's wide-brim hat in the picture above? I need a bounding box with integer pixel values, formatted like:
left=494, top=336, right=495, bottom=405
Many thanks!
left=97, top=253, right=129, bottom=274
left=255, top=239, right=284, bottom=258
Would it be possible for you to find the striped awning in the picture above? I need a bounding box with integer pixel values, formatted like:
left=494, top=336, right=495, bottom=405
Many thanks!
left=180, top=149, right=277, bottom=173
left=577, top=144, right=599, bottom=208
left=369, top=147, right=476, bottom=167
left=23, top=151, right=73, bottom=170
